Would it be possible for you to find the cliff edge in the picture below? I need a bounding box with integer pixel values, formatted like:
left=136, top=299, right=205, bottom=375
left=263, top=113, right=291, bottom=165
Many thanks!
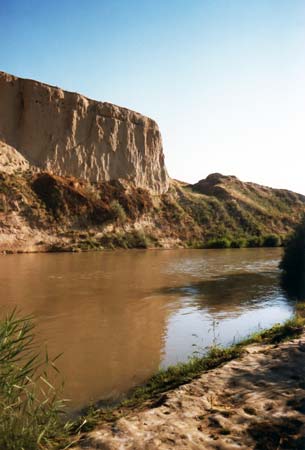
left=0, top=71, right=169, bottom=193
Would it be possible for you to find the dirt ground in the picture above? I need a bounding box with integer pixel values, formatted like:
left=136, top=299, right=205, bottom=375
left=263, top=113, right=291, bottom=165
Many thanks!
left=75, top=333, right=305, bottom=450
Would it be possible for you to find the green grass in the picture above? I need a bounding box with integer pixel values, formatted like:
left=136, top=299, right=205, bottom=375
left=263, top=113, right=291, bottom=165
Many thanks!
left=70, top=315, right=305, bottom=435
left=0, top=310, right=68, bottom=450
left=239, top=316, right=305, bottom=345
left=188, top=234, right=282, bottom=250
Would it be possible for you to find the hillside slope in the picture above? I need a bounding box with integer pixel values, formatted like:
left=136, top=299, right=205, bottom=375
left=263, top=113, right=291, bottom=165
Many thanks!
left=0, top=170, right=304, bottom=253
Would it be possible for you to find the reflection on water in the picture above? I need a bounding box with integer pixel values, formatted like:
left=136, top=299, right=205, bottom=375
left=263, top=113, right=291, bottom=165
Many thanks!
left=162, top=271, right=291, bottom=366
left=160, top=272, right=280, bottom=311
left=0, top=248, right=293, bottom=410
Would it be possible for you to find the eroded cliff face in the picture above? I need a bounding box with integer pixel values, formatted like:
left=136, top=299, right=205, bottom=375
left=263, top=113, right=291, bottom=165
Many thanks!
left=0, top=141, right=29, bottom=174
left=0, top=71, right=169, bottom=193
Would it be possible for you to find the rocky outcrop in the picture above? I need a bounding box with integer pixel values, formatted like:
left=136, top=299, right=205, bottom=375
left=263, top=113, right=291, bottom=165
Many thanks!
left=0, top=71, right=169, bottom=193
left=0, top=141, right=29, bottom=174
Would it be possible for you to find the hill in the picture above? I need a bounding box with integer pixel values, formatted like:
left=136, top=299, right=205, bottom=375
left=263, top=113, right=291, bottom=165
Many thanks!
left=0, top=170, right=304, bottom=253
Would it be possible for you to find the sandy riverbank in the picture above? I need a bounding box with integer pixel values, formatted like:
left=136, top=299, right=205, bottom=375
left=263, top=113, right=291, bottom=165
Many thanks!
left=74, top=332, right=305, bottom=450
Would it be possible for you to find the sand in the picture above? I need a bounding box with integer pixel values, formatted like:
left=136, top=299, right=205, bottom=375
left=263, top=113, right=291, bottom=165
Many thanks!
left=75, top=333, right=305, bottom=449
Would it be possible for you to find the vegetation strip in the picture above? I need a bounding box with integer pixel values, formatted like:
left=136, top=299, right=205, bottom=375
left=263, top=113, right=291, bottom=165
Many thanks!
left=71, top=314, right=305, bottom=437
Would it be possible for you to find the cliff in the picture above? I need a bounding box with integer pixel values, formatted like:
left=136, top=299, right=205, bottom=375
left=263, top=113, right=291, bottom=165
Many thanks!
left=1, top=72, right=305, bottom=253
left=0, top=71, right=169, bottom=193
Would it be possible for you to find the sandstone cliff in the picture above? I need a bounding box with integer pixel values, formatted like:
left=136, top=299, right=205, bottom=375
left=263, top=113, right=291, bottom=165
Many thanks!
left=0, top=71, right=169, bottom=193
left=0, top=141, right=29, bottom=174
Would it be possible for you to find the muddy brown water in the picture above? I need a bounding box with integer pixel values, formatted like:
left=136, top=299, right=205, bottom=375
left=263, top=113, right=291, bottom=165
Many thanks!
left=0, top=248, right=294, bottom=411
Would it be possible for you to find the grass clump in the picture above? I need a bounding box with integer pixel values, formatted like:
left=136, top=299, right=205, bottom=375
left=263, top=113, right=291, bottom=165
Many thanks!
left=72, top=315, right=305, bottom=435
left=0, top=310, right=67, bottom=450
left=241, top=316, right=305, bottom=346
left=110, top=200, right=127, bottom=225
left=148, top=318, right=304, bottom=392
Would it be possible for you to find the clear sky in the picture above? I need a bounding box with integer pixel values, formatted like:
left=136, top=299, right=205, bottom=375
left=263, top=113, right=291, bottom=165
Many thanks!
left=1, top=0, right=305, bottom=193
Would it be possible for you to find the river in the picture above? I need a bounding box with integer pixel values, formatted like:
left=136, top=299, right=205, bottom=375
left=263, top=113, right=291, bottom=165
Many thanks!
left=0, top=248, right=294, bottom=410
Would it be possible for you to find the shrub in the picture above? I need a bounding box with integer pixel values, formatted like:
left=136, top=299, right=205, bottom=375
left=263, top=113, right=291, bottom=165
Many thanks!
left=110, top=200, right=127, bottom=224
left=262, top=234, right=281, bottom=247
left=230, top=238, right=246, bottom=248
left=206, top=237, right=231, bottom=249
left=187, top=240, right=204, bottom=249
left=100, top=230, right=150, bottom=249
left=280, top=217, right=305, bottom=297
left=134, top=231, right=149, bottom=248
left=0, top=310, right=67, bottom=450
left=247, top=236, right=263, bottom=248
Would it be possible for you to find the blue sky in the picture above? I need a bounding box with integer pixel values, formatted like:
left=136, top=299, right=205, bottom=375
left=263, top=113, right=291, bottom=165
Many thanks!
left=1, top=0, right=305, bottom=193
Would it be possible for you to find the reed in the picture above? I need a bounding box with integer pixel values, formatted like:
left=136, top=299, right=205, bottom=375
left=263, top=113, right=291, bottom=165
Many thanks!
left=0, top=310, right=68, bottom=450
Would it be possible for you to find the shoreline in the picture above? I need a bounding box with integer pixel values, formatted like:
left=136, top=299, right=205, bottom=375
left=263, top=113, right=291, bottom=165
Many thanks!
left=0, top=242, right=283, bottom=255
left=67, top=316, right=305, bottom=449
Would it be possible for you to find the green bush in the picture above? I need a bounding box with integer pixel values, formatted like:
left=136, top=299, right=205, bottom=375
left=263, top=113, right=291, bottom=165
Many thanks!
left=110, top=200, right=127, bottom=224
left=280, top=217, right=305, bottom=297
left=262, top=234, right=281, bottom=247
left=206, top=237, right=231, bottom=249
left=0, top=310, right=67, bottom=450
left=100, top=230, right=150, bottom=249
left=127, top=230, right=149, bottom=248
left=246, top=236, right=263, bottom=248
left=187, top=240, right=204, bottom=249
left=230, top=238, right=246, bottom=248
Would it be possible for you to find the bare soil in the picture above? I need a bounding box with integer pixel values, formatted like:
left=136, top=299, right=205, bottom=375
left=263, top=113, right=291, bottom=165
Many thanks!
left=75, top=334, right=305, bottom=450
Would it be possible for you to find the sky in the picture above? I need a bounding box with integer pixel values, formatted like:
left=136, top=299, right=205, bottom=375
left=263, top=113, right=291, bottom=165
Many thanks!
left=1, top=0, right=305, bottom=193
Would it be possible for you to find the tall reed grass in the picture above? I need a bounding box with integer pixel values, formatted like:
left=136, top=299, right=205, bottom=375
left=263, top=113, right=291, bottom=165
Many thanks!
left=0, top=310, right=67, bottom=450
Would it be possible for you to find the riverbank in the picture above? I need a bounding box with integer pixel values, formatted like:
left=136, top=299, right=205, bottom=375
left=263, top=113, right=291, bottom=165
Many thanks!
left=0, top=310, right=304, bottom=449
left=70, top=317, right=305, bottom=450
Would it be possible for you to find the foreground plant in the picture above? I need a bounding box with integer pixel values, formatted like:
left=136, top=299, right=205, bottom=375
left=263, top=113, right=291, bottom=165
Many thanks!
left=0, top=310, right=68, bottom=450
